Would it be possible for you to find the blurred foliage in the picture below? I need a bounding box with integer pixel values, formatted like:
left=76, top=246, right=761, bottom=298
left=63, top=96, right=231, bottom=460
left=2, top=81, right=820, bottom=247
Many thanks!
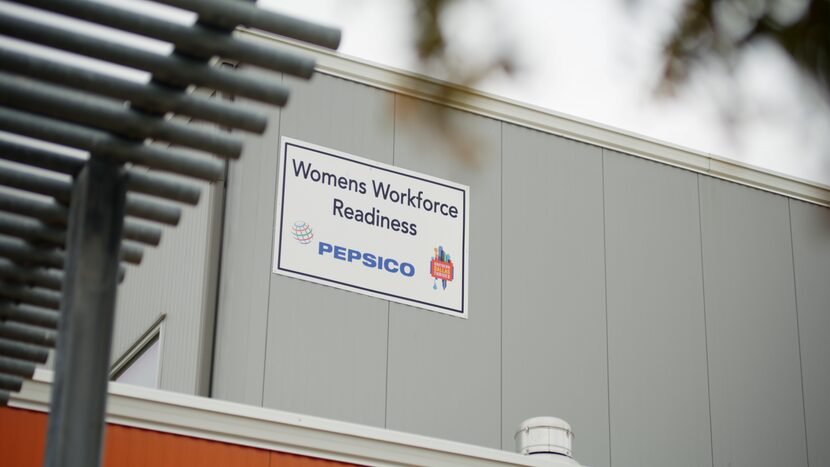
left=412, top=0, right=516, bottom=85
left=400, top=0, right=516, bottom=165
left=661, top=0, right=830, bottom=96
left=409, top=0, right=829, bottom=95
left=404, top=0, right=829, bottom=163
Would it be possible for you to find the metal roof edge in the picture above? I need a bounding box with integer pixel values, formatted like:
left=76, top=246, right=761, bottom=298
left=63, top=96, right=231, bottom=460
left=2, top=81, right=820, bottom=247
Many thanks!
left=240, top=29, right=830, bottom=208
left=9, top=370, right=580, bottom=467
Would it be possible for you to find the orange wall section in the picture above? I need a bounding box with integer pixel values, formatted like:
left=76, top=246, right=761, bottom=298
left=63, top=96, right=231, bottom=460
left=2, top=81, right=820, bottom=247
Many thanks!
left=0, top=406, right=47, bottom=466
left=0, top=407, right=356, bottom=467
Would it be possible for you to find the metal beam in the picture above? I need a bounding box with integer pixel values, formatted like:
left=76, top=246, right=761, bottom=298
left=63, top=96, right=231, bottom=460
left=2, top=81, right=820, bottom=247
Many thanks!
left=45, top=156, right=127, bottom=467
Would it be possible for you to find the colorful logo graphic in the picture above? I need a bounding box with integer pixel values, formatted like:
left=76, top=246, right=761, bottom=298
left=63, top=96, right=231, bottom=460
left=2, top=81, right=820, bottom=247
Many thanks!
left=430, top=246, right=453, bottom=290
left=291, top=221, right=314, bottom=244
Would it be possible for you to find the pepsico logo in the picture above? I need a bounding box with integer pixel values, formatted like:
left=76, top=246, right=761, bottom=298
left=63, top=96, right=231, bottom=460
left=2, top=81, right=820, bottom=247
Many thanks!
left=291, top=221, right=314, bottom=244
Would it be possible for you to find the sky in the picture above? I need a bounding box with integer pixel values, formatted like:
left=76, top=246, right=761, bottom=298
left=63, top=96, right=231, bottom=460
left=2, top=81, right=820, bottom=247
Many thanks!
left=260, top=0, right=830, bottom=186
left=1, top=0, right=828, bottom=185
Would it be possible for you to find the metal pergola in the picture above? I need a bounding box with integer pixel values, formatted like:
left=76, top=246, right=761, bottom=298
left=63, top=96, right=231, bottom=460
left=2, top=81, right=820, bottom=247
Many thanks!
left=0, top=1, right=339, bottom=466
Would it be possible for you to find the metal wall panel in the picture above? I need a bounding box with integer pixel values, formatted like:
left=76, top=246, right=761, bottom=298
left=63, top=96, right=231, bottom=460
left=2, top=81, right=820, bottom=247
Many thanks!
left=699, top=177, right=807, bottom=467
left=207, top=68, right=827, bottom=465
left=500, top=125, right=609, bottom=466
left=260, top=74, right=395, bottom=426
left=211, top=89, right=282, bottom=405
left=603, top=152, right=711, bottom=467
left=114, top=173, right=221, bottom=395
left=789, top=199, right=830, bottom=467
left=385, top=97, right=501, bottom=448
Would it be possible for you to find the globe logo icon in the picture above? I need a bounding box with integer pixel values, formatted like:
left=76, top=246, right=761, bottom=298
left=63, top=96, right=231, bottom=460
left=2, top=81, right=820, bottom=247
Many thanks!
left=291, top=221, right=314, bottom=244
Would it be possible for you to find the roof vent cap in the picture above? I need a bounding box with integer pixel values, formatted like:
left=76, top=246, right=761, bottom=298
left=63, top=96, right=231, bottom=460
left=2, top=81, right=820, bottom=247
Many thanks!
left=515, top=416, right=574, bottom=459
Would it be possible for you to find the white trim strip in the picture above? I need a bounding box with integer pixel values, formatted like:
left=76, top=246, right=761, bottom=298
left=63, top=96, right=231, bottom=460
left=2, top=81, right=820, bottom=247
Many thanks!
left=10, top=370, right=580, bottom=467
left=109, top=314, right=165, bottom=379
left=240, top=30, right=830, bottom=208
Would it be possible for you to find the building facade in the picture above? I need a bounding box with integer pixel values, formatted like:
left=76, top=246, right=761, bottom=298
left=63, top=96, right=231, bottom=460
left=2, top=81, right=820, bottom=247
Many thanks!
left=109, top=33, right=830, bottom=467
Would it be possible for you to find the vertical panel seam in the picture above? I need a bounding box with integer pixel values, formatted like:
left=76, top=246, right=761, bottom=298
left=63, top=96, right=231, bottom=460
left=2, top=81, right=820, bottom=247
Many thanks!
left=499, top=121, right=504, bottom=450
left=788, top=199, right=811, bottom=467
left=384, top=300, right=391, bottom=429
left=697, top=175, right=716, bottom=467
left=601, top=149, right=612, bottom=467
left=260, top=75, right=285, bottom=407
left=204, top=155, right=231, bottom=397
left=384, top=93, right=397, bottom=429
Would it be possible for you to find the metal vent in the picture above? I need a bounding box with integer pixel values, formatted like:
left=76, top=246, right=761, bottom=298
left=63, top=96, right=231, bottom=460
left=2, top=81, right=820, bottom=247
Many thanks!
left=515, top=416, right=576, bottom=460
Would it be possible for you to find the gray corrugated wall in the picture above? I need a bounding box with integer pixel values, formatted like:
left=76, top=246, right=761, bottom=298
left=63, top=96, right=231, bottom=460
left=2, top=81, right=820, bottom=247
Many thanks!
left=113, top=170, right=223, bottom=395
left=603, top=152, right=710, bottom=467
left=262, top=74, right=393, bottom=427
left=208, top=73, right=830, bottom=467
left=211, top=80, right=283, bottom=406
left=501, top=124, right=609, bottom=466
left=387, top=96, right=501, bottom=447
left=790, top=199, right=830, bottom=467
left=698, top=177, right=807, bottom=467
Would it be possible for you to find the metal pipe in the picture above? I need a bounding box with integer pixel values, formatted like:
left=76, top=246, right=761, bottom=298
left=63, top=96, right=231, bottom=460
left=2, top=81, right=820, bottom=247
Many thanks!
left=0, top=302, right=59, bottom=328
left=125, top=194, right=181, bottom=226
left=0, top=212, right=65, bottom=245
left=120, top=247, right=145, bottom=266
left=0, top=235, right=65, bottom=269
left=0, top=164, right=70, bottom=200
left=0, top=107, right=225, bottom=182
left=0, top=139, right=82, bottom=175
left=0, top=190, right=68, bottom=225
left=0, top=72, right=244, bottom=159
left=119, top=242, right=143, bottom=265
left=0, top=321, right=57, bottom=347
left=125, top=170, right=201, bottom=206
left=0, top=12, right=290, bottom=106
left=0, top=281, right=62, bottom=309
left=15, top=0, right=317, bottom=79
left=0, top=172, right=182, bottom=229
left=154, top=0, right=342, bottom=50
left=0, top=373, right=23, bottom=392
left=0, top=162, right=182, bottom=226
left=0, top=140, right=202, bottom=205
left=0, top=244, right=130, bottom=283
left=0, top=258, right=62, bottom=290
left=0, top=337, right=49, bottom=363
left=0, top=355, right=36, bottom=378
left=45, top=156, right=126, bottom=467
left=123, top=219, right=162, bottom=246
left=0, top=47, right=267, bottom=133
left=0, top=191, right=161, bottom=248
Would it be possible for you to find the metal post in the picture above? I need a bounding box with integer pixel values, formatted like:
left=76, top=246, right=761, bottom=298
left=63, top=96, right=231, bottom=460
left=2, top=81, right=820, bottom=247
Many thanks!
left=44, top=156, right=127, bottom=467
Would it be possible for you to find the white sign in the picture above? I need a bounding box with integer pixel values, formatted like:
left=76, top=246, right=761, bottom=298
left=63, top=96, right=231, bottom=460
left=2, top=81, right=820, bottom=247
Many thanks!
left=273, top=137, right=470, bottom=318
